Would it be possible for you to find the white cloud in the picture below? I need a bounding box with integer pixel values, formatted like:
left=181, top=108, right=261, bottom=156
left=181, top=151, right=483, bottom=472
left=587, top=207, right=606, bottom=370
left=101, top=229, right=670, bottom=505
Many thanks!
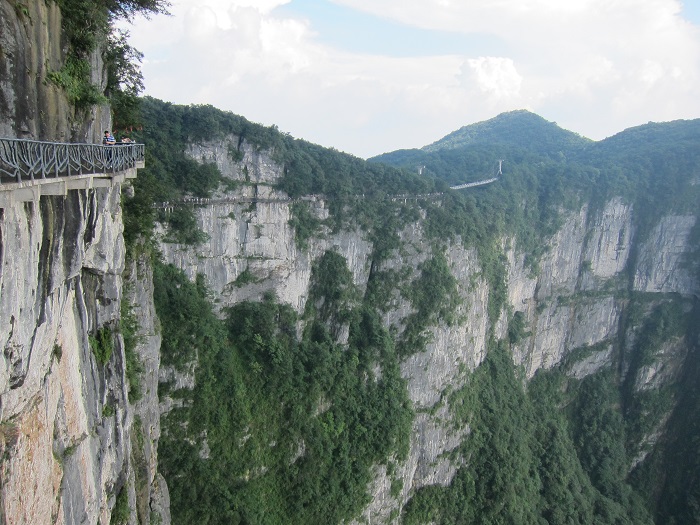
left=121, top=0, right=700, bottom=157
left=466, top=57, right=522, bottom=100
left=639, top=60, right=665, bottom=86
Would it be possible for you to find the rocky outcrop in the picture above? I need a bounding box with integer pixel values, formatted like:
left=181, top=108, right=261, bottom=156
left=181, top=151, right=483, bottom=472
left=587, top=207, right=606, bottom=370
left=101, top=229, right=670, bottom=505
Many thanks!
left=581, top=198, right=633, bottom=286
left=0, top=0, right=109, bottom=141
left=634, top=215, right=698, bottom=294
left=157, top=138, right=700, bottom=523
left=0, top=187, right=136, bottom=525
left=161, top=138, right=371, bottom=314
left=124, top=255, right=171, bottom=525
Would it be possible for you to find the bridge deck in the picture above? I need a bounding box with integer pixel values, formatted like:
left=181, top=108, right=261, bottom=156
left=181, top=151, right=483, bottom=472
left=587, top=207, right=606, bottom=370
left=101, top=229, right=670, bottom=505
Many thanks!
left=0, top=168, right=140, bottom=208
left=0, top=138, right=144, bottom=208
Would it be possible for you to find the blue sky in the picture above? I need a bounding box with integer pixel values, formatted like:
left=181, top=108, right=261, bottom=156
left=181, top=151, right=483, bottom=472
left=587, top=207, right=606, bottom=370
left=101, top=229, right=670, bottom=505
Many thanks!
left=682, top=0, right=700, bottom=24
left=122, top=0, right=700, bottom=158
left=273, top=0, right=509, bottom=57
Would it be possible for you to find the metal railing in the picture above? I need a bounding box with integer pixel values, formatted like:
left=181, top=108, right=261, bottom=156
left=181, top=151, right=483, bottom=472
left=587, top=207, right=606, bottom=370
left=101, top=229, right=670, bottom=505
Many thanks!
left=0, top=137, right=145, bottom=184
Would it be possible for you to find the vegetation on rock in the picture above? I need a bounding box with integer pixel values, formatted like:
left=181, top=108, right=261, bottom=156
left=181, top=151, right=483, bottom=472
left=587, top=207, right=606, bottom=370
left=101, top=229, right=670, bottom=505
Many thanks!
left=52, top=0, right=168, bottom=113
left=123, top=100, right=700, bottom=524
left=154, top=256, right=412, bottom=524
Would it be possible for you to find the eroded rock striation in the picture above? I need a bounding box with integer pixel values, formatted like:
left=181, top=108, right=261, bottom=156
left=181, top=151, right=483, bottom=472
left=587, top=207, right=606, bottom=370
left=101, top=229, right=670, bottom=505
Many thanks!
left=157, top=136, right=698, bottom=522
left=0, top=188, right=130, bottom=524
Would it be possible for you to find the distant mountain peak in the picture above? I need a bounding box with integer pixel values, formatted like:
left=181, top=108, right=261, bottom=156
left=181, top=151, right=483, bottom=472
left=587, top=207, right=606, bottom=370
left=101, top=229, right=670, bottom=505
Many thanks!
left=422, top=110, right=592, bottom=154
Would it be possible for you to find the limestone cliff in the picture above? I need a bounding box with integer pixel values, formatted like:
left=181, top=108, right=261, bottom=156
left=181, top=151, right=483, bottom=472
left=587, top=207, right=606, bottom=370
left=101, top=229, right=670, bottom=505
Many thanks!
left=0, top=188, right=130, bottom=524
left=157, top=135, right=698, bottom=522
left=123, top=255, right=170, bottom=525
left=0, top=2, right=161, bottom=524
left=0, top=0, right=110, bottom=141
left=0, top=189, right=167, bottom=525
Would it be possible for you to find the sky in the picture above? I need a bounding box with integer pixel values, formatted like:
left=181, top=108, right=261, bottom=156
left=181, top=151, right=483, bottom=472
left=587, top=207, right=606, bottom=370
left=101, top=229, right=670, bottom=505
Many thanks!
left=120, top=0, right=700, bottom=158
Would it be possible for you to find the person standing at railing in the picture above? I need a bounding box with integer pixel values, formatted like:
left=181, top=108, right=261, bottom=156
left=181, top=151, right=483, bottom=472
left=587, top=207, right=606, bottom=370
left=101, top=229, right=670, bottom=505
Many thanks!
left=103, top=130, right=116, bottom=145
left=103, top=130, right=116, bottom=169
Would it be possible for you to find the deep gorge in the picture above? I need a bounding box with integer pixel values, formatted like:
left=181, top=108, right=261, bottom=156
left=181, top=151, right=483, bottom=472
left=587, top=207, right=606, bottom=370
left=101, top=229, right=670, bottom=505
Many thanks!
left=1, top=3, right=700, bottom=524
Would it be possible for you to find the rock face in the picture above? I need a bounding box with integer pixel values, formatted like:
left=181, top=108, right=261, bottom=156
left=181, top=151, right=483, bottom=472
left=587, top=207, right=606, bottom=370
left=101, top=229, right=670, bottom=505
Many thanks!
left=0, top=191, right=165, bottom=525
left=158, top=138, right=699, bottom=522
left=0, top=197, right=165, bottom=525
left=124, top=255, right=171, bottom=525
left=0, top=3, right=161, bottom=524
left=0, top=0, right=109, bottom=141
left=634, top=215, right=697, bottom=293
left=0, top=188, right=131, bottom=525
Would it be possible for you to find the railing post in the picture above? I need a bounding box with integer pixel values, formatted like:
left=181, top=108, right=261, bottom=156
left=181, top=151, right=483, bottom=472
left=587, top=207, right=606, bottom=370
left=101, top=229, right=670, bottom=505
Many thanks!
left=25, top=142, right=34, bottom=182
left=55, top=143, right=60, bottom=178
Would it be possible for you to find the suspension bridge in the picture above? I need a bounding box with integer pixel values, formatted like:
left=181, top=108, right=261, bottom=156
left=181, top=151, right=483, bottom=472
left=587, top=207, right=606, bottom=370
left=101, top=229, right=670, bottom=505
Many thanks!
left=449, top=159, right=503, bottom=190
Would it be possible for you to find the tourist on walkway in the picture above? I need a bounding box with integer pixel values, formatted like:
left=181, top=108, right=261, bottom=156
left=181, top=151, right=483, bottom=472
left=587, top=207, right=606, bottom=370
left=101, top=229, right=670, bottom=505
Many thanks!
left=103, top=130, right=116, bottom=145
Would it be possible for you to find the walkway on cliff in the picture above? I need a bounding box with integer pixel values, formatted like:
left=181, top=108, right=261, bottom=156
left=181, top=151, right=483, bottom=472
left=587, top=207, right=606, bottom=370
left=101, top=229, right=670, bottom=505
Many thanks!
left=150, top=160, right=505, bottom=211
left=150, top=191, right=451, bottom=211
left=150, top=183, right=500, bottom=211
left=0, top=137, right=145, bottom=207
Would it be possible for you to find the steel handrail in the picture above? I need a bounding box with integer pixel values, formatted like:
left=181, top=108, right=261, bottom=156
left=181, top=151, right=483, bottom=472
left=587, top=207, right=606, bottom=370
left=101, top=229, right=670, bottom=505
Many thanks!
left=0, top=137, right=145, bottom=184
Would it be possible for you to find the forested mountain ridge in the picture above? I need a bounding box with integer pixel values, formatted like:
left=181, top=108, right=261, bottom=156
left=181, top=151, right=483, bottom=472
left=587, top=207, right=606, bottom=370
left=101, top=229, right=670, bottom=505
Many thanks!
left=371, top=110, right=700, bottom=193
left=0, top=2, right=697, bottom=519
left=377, top=109, right=592, bottom=159
left=121, top=99, right=700, bottom=524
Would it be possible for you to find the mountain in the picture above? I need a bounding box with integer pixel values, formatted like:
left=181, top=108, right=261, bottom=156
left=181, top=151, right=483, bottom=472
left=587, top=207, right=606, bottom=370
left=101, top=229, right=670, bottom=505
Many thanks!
left=2, top=4, right=700, bottom=522
left=369, top=110, right=596, bottom=186
left=132, top=100, right=699, bottom=525
left=422, top=109, right=592, bottom=153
